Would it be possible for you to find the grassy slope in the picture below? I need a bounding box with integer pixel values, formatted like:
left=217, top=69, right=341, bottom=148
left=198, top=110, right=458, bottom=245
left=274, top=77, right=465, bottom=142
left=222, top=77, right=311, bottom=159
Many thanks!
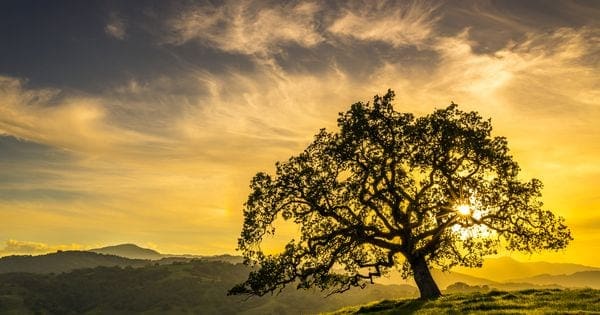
left=328, top=289, right=600, bottom=315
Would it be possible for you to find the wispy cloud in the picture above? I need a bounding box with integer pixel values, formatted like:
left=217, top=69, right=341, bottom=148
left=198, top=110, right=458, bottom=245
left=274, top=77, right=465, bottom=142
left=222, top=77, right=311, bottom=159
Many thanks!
left=167, top=1, right=323, bottom=55
left=429, top=27, right=599, bottom=106
left=105, top=12, right=126, bottom=40
left=327, top=1, right=439, bottom=48
left=0, top=76, right=169, bottom=157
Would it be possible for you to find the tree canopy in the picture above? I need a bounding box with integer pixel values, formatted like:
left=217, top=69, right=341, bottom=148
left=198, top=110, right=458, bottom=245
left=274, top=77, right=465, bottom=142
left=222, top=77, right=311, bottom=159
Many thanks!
left=229, top=90, right=572, bottom=299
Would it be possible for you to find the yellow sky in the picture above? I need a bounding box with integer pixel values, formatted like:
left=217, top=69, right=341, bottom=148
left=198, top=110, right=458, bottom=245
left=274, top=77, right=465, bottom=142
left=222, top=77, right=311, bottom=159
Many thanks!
left=0, top=1, right=598, bottom=267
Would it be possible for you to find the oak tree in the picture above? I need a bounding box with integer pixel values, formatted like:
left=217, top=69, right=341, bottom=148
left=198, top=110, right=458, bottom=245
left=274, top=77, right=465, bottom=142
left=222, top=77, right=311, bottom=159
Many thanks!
left=229, top=90, right=572, bottom=299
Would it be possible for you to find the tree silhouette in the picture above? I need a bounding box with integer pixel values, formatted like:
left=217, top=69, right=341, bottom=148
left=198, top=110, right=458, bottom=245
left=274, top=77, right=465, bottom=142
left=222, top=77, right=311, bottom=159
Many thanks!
left=229, top=90, right=572, bottom=299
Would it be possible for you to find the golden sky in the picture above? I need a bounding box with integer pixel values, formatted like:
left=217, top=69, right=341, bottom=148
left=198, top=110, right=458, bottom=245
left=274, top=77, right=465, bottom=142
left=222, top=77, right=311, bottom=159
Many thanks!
left=0, top=0, right=598, bottom=266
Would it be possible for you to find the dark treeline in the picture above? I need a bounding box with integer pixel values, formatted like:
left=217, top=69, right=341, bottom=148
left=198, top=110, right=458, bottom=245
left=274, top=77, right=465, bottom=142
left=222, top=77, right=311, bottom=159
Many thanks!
left=0, top=260, right=417, bottom=314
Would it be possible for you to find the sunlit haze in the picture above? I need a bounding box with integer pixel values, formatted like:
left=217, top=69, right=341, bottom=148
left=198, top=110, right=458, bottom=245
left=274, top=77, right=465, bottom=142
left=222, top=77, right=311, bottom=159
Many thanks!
left=456, top=205, right=471, bottom=217
left=0, top=0, right=598, bottom=267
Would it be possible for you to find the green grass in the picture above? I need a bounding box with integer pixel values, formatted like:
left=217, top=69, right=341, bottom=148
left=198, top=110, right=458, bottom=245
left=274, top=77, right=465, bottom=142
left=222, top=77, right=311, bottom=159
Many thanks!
left=326, top=289, right=600, bottom=315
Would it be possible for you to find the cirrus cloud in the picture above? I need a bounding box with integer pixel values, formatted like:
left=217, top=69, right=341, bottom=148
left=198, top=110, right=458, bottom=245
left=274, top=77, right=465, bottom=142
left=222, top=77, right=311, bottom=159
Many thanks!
left=0, top=76, right=170, bottom=157
left=105, top=12, right=127, bottom=40
left=167, top=1, right=323, bottom=55
left=327, top=0, right=439, bottom=48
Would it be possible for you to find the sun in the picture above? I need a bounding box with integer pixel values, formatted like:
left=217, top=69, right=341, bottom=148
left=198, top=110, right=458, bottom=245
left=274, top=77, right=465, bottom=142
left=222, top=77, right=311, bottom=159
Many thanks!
left=456, top=204, right=471, bottom=216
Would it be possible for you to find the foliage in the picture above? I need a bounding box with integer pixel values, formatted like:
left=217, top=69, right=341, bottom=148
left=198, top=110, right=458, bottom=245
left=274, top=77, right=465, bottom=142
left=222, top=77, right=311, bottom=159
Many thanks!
left=230, top=90, right=572, bottom=299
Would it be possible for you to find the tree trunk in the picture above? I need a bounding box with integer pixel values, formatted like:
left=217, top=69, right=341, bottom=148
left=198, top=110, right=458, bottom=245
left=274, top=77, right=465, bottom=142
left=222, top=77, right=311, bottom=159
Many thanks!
left=409, top=255, right=442, bottom=299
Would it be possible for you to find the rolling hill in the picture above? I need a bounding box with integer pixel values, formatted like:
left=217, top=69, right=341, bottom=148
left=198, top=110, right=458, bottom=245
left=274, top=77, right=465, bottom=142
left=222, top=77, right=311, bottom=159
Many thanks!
left=89, top=243, right=162, bottom=260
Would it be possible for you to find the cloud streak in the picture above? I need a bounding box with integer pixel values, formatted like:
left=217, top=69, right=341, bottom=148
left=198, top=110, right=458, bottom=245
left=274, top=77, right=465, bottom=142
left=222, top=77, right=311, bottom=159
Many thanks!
left=105, top=12, right=126, bottom=40
left=327, top=1, right=439, bottom=48
left=0, top=76, right=171, bottom=157
left=167, top=1, right=323, bottom=55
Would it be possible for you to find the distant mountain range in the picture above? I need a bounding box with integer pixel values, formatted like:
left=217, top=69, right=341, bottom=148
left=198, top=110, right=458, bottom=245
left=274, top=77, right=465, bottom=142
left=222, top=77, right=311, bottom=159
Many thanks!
left=360, top=256, right=599, bottom=290
left=89, top=243, right=244, bottom=264
left=453, top=256, right=600, bottom=282
left=0, top=243, right=598, bottom=290
left=0, top=250, right=149, bottom=274
left=0, top=244, right=245, bottom=274
left=510, top=271, right=600, bottom=289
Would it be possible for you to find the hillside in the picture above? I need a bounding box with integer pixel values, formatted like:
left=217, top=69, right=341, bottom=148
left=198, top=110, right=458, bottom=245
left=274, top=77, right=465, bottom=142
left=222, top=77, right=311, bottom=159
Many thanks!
left=0, top=260, right=418, bottom=314
left=89, top=243, right=162, bottom=260
left=329, top=289, right=600, bottom=314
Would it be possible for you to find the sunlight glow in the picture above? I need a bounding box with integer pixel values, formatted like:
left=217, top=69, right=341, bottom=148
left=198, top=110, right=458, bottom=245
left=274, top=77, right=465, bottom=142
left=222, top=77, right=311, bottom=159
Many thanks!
left=456, top=204, right=471, bottom=216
